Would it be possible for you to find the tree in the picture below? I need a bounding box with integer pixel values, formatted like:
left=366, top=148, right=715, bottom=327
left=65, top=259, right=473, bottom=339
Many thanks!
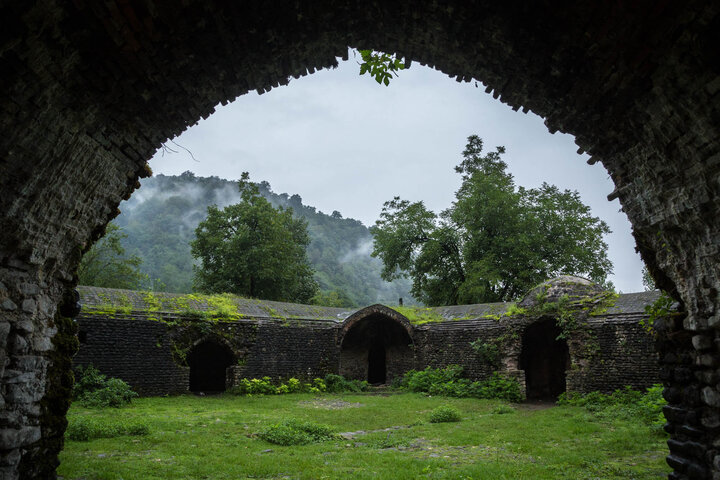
left=190, top=173, right=318, bottom=302
left=371, top=135, right=613, bottom=306
left=78, top=223, right=148, bottom=289
left=641, top=265, right=656, bottom=291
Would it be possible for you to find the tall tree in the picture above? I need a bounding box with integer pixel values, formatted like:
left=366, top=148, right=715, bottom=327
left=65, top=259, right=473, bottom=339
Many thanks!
left=78, top=223, right=148, bottom=289
left=371, top=135, right=613, bottom=306
left=191, top=173, right=318, bottom=302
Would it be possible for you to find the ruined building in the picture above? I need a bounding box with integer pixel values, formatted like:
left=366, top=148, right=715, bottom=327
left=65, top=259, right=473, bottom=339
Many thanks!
left=1, top=2, right=719, bottom=479
left=73, top=277, right=661, bottom=400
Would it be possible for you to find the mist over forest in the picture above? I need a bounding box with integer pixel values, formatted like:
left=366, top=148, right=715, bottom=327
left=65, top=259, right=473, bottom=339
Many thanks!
left=114, top=172, right=413, bottom=306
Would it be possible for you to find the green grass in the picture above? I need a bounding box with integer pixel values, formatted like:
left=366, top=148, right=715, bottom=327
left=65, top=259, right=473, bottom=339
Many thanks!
left=58, top=393, right=669, bottom=479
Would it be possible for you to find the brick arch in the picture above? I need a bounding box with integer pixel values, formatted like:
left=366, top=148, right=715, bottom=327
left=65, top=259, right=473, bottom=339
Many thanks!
left=1, top=2, right=719, bottom=478
left=339, top=305, right=415, bottom=384
left=339, top=304, right=414, bottom=347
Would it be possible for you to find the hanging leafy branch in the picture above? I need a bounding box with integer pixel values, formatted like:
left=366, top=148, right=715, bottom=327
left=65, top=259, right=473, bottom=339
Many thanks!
left=358, top=50, right=406, bottom=86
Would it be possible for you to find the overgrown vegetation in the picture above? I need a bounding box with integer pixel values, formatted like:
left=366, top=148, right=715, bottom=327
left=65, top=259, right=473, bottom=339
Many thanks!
left=399, top=365, right=523, bottom=402
left=258, top=418, right=337, bottom=446
left=230, top=374, right=368, bottom=396
left=428, top=405, right=462, bottom=423
left=72, top=365, right=138, bottom=408
left=390, top=305, right=445, bottom=324
left=323, top=374, right=370, bottom=393
left=558, top=384, right=667, bottom=433
left=641, top=291, right=678, bottom=334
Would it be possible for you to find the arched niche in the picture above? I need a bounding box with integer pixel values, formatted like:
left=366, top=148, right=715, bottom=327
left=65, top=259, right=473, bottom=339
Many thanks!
left=339, top=305, right=414, bottom=384
left=187, top=339, right=235, bottom=393
left=519, top=318, right=570, bottom=401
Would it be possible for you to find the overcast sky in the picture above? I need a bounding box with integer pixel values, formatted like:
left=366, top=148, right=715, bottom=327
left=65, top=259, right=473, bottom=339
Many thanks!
left=149, top=51, right=646, bottom=293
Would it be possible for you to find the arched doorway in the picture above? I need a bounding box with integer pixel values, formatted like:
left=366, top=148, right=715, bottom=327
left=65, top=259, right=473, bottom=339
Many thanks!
left=340, top=306, right=414, bottom=384
left=187, top=340, right=235, bottom=393
left=519, top=319, right=569, bottom=400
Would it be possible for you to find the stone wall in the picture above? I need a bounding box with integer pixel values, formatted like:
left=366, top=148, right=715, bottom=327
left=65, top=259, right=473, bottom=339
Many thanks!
left=73, top=315, right=341, bottom=395
left=236, top=321, right=338, bottom=380
left=72, top=304, right=661, bottom=400
left=415, top=319, right=507, bottom=380
left=73, top=316, right=188, bottom=396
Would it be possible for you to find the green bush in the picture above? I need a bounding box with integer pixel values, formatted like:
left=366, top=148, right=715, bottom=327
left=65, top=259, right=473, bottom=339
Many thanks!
left=323, top=374, right=368, bottom=393
left=557, top=384, right=667, bottom=433
left=258, top=419, right=336, bottom=446
left=231, top=374, right=365, bottom=396
left=428, top=405, right=462, bottom=423
left=400, top=366, right=522, bottom=402
left=73, top=365, right=138, bottom=408
left=66, top=416, right=149, bottom=441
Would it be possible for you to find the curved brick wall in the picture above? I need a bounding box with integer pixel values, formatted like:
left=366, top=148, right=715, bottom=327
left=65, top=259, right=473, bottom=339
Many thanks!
left=0, top=2, right=719, bottom=478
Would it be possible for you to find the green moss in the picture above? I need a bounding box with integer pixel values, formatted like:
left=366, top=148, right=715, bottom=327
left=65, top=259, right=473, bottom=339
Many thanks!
left=390, top=306, right=445, bottom=324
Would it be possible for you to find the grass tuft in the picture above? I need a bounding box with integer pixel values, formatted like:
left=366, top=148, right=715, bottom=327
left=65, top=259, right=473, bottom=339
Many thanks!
left=428, top=405, right=462, bottom=423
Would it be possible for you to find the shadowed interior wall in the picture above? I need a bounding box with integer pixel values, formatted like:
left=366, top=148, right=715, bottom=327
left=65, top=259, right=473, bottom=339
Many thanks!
left=1, top=2, right=719, bottom=478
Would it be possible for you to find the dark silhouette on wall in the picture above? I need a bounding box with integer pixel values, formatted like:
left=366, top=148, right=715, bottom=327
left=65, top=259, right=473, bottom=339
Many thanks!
left=520, top=319, right=570, bottom=400
left=187, top=340, right=234, bottom=393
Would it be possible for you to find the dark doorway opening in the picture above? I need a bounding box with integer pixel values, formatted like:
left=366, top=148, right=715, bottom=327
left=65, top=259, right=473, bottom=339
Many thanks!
left=187, top=340, right=234, bottom=393
left=367, top=342, right=387, bottom=384
left=340, top=312, right=413, bottom=384
left=519, top=319, right=569, bottom=400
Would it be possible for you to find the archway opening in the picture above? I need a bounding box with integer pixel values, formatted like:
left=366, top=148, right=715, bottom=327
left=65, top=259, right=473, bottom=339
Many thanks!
left=367, top=342, right=387, bottom=384
left=187, top=340, right=235, bottom=393
left=519, top=319, right=569, bottom=400
left=340, top=313, right=413, bottom=384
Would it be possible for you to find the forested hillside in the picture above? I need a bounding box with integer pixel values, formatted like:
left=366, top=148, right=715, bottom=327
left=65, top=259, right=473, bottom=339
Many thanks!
left=114, top=172, right=413, bottom=306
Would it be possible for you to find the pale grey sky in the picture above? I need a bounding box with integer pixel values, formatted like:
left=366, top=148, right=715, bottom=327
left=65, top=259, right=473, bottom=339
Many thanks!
left=149, top=51, right=646, bottom=293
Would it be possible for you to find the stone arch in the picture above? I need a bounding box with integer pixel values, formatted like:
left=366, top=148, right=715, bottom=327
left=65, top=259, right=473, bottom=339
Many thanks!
left=519, top=317, right=570, bottom=400
left=186, top=337, right=235, bottom=393
left=339, top=305, right=415, bottom=384
left=1, top=3, right=719, bottom=478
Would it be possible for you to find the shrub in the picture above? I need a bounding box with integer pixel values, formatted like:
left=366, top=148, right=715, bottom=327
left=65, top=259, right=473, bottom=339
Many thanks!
left=557, top=384, right=667, bottom=433
left=258, top=419, right=336, bottom=446
left=231, top=374, right=366, bottom=396
left=428, top=405, right=461, bottom=423
left=66, top=416, right=149, bottom=441
left=399, top=366, right=522, bottom=402
left=73, top=365, right=137, bottom=408
left=402, top=365, right=464, bottom=393
left=473, top=372, right=523, bottom=403
left=286, top=378, right=302, bottom=393
left=323, top=374, right=368, bottom=393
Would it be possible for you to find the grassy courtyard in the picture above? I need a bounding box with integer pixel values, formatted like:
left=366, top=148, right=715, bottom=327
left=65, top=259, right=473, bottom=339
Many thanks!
left=58, top=393, right=669, bottom=479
